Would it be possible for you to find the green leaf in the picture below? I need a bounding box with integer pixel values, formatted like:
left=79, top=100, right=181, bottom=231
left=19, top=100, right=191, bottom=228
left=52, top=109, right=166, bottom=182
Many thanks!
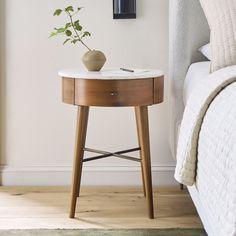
left=65, top=6, right=74, bottom=12
left=71, top=39, right=80, bottom=44
left=65, top=30, right=72, bottom=36
left=75, top=25, right=82, bottom=31
left=74, top=20, right=82, bottom=31
left=53, top=9, right=62, bottom=16
left=65, top=23, right=71, bottom=29
left=77, top=7, right=83, bottom=11
left=49, top=32, right=57, bottom=38
left=83, top=31, right=91, bottom=37
left=63, top=38, right=71, bottom=45
left=57, top=27, right=65, bottom=33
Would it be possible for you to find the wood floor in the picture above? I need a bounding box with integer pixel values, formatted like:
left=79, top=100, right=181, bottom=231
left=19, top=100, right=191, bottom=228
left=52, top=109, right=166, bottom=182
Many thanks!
left=0, top=187, right=202, bottom=230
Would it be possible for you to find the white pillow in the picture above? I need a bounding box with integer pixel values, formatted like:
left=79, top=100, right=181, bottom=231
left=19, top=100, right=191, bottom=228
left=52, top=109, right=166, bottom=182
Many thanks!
left=200, top=0, right=236, bottom=72
left=198, top=43, right=211, bottom=61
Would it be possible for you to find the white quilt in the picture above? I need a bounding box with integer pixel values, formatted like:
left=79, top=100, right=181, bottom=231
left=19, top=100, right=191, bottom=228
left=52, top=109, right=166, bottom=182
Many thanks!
left=175, top=66, right=236, bottom=236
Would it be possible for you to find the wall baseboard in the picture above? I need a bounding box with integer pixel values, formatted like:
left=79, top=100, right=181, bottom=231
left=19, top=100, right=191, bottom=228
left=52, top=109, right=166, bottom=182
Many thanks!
left=0, top=165, right=177, bottom=186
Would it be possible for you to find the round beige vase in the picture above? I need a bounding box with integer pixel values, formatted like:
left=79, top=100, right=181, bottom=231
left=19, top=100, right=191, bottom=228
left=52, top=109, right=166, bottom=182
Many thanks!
left=82, top=50, right=106, bottom=71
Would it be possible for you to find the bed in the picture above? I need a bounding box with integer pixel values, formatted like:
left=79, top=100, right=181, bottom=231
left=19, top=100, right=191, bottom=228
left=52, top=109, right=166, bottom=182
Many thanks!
left=169, top=1, right=236, bottom=236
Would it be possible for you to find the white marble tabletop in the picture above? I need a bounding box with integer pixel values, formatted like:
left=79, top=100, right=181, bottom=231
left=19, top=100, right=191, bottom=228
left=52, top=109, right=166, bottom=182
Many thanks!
left=58, top=69, right=164, bottom=80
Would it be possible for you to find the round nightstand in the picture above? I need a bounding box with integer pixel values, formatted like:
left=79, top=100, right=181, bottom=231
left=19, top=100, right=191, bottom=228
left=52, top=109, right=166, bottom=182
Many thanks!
left=59, top=69, right=164, bottom=219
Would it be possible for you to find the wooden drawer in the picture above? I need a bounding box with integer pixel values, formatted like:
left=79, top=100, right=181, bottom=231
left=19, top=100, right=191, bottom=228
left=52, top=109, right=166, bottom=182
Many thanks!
left=74, top=79, right=154, bottom=107
left=62, top=78, right=75, bottom=104
left=62, top=76, right=164, bottom=107
left=154, top=76, right=164, bottom=104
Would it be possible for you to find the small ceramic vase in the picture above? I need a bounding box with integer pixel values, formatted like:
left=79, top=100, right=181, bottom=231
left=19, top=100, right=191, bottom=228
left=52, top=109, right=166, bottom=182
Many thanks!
left=82, top=50, right=106, bottom=71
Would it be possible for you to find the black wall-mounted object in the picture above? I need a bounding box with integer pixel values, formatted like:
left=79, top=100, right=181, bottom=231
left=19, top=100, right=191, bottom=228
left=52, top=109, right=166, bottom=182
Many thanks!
left=113, top=0, right=136, bottom=19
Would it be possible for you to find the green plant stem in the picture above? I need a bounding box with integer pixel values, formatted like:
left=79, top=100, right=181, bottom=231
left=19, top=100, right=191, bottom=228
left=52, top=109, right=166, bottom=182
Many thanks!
left=67, top=11, right=91, bottom=51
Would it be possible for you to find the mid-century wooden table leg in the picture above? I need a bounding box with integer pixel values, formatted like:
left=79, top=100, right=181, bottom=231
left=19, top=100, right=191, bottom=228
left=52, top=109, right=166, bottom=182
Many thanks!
left=69, top=106, right=89, bottom=219
left=135, top=106, right=154, bottom=219
left=135, top=109, right=147, bottom=198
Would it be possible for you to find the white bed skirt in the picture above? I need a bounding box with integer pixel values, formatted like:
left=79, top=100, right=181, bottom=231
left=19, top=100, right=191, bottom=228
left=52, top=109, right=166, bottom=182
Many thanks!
left=188, top=186, right=215, bottom=236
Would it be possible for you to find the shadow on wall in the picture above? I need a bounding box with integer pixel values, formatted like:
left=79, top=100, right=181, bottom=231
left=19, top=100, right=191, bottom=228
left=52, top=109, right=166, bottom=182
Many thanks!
left=0, top=0, right=6, bottom=185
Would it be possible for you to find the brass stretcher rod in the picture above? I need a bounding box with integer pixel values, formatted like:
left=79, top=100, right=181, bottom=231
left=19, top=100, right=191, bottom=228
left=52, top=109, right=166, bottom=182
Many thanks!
left=83, top=147, right=141, bottom=162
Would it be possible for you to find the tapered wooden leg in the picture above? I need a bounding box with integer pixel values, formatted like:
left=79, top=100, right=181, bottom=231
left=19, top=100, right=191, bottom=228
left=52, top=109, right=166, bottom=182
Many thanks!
left=70, top=106, right=89, bottom=219
left=135, top=109, right=146, bottom=197
left=135, top=106, right=154, bottom=219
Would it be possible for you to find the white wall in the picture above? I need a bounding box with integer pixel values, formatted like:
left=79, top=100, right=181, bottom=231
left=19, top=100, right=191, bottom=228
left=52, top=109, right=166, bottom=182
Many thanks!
left=0, top=0, right=176, bottom=186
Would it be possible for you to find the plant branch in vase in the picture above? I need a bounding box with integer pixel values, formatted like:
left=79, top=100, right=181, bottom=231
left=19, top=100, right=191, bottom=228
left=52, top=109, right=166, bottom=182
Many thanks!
left=50, top=6, right=106, bottom=71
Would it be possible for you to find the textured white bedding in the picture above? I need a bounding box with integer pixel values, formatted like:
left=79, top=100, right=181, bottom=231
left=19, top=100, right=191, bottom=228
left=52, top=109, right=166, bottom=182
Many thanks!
left=200, top=0, right=236, bottom=72
left=168, top=1, right=236, bottom=235
left=183, top=62, right=210, bottom=105
left=175, top=65, right=236, bottom=236
left=196, top=84, right=236, bottom=236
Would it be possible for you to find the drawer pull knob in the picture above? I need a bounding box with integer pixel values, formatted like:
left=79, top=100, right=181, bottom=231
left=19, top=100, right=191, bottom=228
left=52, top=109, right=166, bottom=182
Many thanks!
left=110, top=91, right=118, bottom=96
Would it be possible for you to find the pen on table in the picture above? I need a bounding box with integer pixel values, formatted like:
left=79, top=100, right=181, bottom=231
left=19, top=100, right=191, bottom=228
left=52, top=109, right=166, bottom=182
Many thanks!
left=120, top=68, right=134, bottom=73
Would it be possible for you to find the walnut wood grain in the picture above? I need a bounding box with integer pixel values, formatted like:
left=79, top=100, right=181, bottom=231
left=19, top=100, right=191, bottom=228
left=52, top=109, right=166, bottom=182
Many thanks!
left=135, top=108, right=147, bottom=198
left=62, top=78, right=75, bottom=105
left=135, top=106, right=154, bottom=219
left=62, top=76, right=164, bottom=107
left=154, top=76, right=164, bottom=104
left=74, top=79, right=154, bottom=107
left=70, top=106, right=89, bottom=218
